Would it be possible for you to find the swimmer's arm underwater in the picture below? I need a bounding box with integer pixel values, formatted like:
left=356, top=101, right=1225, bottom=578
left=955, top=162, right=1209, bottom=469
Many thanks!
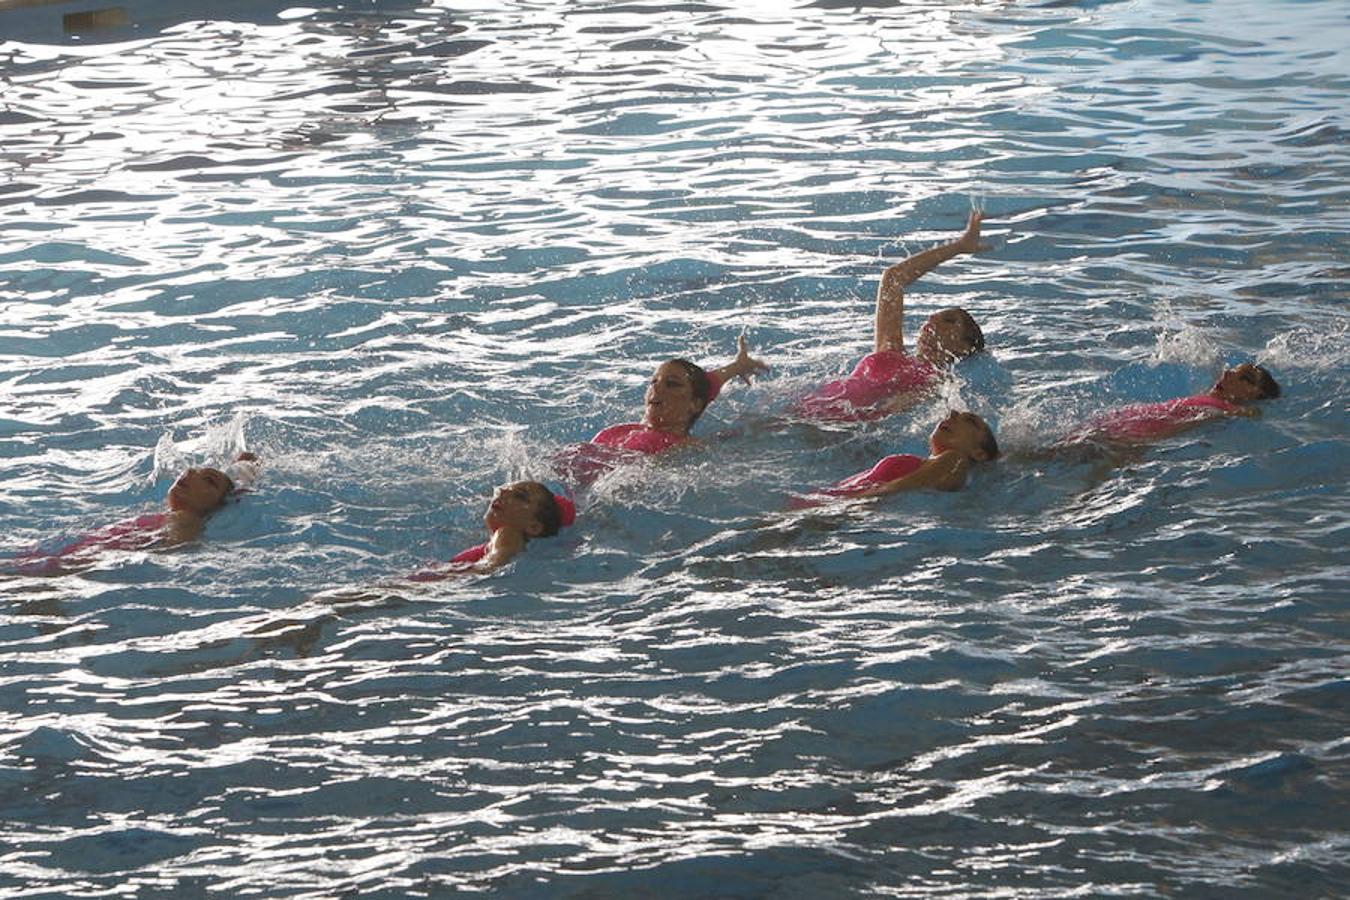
left=874, top=211, right=987, bottom=353
left=855, top=450, right=971, bottom=497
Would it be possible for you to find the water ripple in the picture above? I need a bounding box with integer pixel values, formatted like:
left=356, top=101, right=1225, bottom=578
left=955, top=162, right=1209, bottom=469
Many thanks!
left=2, top=0, right=1348, bottom=896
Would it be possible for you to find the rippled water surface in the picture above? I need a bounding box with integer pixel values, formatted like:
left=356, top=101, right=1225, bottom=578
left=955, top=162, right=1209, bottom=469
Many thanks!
left=2, top=0, right=1347, bottom=896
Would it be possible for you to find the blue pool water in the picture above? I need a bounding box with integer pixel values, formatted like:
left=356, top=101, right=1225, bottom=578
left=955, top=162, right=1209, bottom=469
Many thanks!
left=2, top=0, right=1347, bottom=895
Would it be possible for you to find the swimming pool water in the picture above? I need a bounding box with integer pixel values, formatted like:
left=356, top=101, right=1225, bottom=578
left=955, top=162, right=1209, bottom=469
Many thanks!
left=1, top=0, right=1347, bottom=896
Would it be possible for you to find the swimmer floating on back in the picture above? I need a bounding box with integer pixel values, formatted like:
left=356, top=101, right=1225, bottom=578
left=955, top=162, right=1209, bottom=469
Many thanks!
left=558, top=333, right=767, bottom=483
left=797, top=211, right=990, bottom=422
left=11, top=452, right=260, bottom=574
left=1059, top=362, right=1280, bottom=449
left=791, top=411, right=999, bottom=508
left=248, top=480, right=575, bottom=640
left=408, top=480, right=575, bottom=580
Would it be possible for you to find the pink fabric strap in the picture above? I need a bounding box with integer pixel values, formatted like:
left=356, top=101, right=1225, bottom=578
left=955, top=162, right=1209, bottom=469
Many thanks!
left=552, top=494, right=576, bottom=527
left=704, top=370, right=723, bottom=403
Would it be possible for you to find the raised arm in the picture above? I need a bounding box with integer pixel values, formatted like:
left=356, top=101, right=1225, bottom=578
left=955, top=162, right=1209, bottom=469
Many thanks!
left=856, top=450, right=971, bottom=497
left=710, top=333, right=768, bottom=387
left=874, top=211, right=987, bottom=354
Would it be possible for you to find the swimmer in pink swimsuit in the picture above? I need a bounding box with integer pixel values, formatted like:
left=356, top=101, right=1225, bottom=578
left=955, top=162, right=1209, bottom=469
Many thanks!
left=13, top=453, right=261, bottom=574
left=558, top=334, right=767, bottom=483
left=1062, top=362, right=1280, bottom=448
left=408, top=480, right=576, bottom=580
left=798, top=211, right=990, bottom=422
left=792, top=411, right=999, bottom=507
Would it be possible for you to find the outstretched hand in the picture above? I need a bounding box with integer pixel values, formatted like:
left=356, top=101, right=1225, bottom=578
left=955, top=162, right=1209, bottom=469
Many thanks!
left=955, top=210, right=991, bottom=254
left=730, top=332, right=768, bottom=383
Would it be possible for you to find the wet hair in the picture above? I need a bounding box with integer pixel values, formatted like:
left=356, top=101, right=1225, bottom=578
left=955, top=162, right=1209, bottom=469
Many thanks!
left=947, top=307, right=985, bottom=356
left=524, top=481, right=563, bottom=538
left=667, top=358, right=713, bottom=428
left=1250, top=364, right=1280, bottom=399
left=977, top=423, right=1001, bottom=461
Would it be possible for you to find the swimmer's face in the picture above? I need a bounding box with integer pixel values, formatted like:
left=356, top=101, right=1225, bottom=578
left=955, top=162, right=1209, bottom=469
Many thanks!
left=917, top=307, right=983, bottom=364
left=485, top=481, right=547, bottom=537
left=643, top=360, right=705, bottom=434
left=930, top=410, right=997, bottom=462
left=167, top=467, right=232, bottom=515
left=1212, top=363, right=1269, bottom=403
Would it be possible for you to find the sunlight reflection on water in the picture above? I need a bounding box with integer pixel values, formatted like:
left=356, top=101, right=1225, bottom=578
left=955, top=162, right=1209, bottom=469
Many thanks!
left=1, top=0, right=1347, bottom=896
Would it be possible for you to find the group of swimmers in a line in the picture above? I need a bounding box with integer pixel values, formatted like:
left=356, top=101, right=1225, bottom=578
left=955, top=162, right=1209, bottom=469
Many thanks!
left=10, top=212, right=1281, bottom=580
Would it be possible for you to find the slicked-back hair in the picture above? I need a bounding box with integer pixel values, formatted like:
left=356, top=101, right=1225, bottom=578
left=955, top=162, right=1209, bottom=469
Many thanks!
left=524, top=481, right=562, bottom=538
left=1252, top=364, right=1281, bottom=399
left=667, top=358, right=712, bottom=428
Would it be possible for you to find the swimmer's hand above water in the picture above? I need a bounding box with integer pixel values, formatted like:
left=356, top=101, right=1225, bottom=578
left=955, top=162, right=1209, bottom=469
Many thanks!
left=711, top=332, right=768, bottom=386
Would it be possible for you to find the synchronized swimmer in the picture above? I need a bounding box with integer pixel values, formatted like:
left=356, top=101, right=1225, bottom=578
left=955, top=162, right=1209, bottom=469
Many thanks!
left=796, top=211, right=988, bottom=422
left=11, top=453, right=260, bottom=574
left=1060, top=362, right=1280, bottom=448
left=791, top=411, right=1000, bottom=508
left=408, top=481, right=575, bottom=580
left=555, top=333, right=766, bottom=484
left=9, top=212, right=1286, bottom=582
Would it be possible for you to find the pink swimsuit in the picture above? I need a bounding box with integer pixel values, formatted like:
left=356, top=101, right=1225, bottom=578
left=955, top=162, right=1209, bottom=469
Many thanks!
left=796, top=351, right=939, bottom=422
left=556, top=371, right=725, bottom=484
left=11, top=512, right=172, bottom=574
left=1068, top=394, right=1241, bottom=444
left=553, top=425, right=689, bottom=485
left=790, top=453, right=924, bottom=508
left=590, top=423, right=688, bottom=455
left=408, top=542, right=488, bottom=582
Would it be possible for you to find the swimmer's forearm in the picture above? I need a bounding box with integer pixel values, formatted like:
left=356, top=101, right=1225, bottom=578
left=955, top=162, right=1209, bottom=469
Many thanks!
left=874, top=213, right=985, bottom=352
left=880, top=213, right=984, bottom=290
left=227, top=453, right=262, bottom=491
left=879, top=240, right=968, bottom=295
left=710, top=333, right=767, bottom=386
left=861, top=452, right=969, bottom=496
left=713, top=358, right=757, bottom=383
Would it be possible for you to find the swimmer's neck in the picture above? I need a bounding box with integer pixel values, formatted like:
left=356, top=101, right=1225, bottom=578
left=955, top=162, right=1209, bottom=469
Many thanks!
left=488, top=524, right=531, bottom=544
left=164, top=508, right=208, bottom=544
left=638, top=416, right=689, bottom=437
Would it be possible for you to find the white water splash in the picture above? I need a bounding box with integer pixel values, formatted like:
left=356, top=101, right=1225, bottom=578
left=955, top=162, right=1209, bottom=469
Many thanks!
left=997, top=399, right=1054, bottom=453
left=1149, top=300, right=1223, bottom=368
left=151, top=432, right=189, bottom=483
left=1259, top=323, right=1347, bottom=372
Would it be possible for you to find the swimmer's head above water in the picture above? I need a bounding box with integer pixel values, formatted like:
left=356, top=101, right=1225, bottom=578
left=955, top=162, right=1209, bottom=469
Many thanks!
left=643, top=358, right=716, bottom=434
left=916, top=307, right=985, bottom=366
left=167, top=451, right=259, bottom=518
left=167, top=467, right=235, bottom=515
left=1210, top=362, right=1279, bottom=404
left=930, top=410, right=1000, bottom=462
left=630, top=334, right=763, bottom=438
left=485, top=480, right=575, bottom=539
